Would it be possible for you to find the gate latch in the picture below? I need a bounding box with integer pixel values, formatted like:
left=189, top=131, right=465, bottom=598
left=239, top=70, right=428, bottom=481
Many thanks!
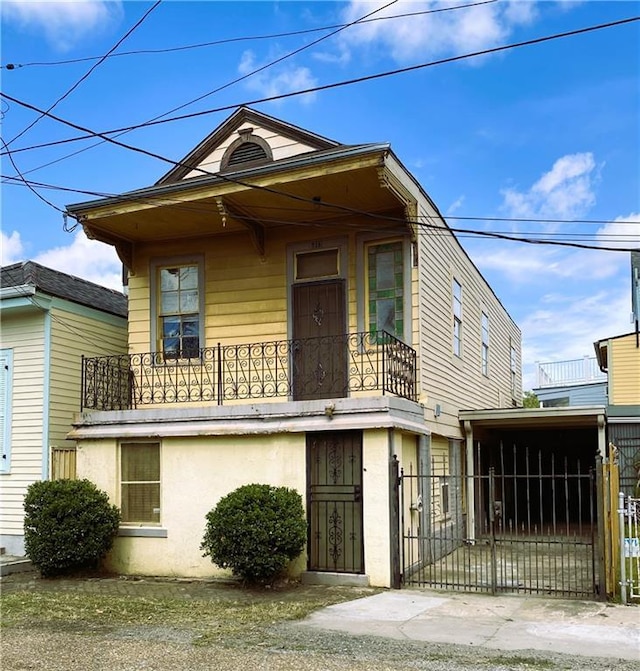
left=410, top=494, right=423, bottom=513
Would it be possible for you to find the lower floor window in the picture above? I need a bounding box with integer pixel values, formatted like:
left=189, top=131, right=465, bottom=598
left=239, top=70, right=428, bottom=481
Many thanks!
left=121, top=442, right=160, bottom=524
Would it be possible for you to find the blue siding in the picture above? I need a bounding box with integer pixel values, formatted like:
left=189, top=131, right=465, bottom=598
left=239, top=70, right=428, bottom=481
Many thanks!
left=534, top=382, right=607, bottom=407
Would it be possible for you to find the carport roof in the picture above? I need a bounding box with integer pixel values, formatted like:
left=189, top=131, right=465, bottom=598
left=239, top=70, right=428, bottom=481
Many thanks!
left=459, top=406, right=606, bottom=430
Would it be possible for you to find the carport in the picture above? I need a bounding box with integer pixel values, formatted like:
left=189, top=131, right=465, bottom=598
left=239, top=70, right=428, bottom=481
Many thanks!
left=401, top=407, right=607, bottom=598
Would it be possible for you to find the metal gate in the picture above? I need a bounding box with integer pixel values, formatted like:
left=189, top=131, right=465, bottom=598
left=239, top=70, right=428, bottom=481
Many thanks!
left=401, top=451, right=601, bottom=598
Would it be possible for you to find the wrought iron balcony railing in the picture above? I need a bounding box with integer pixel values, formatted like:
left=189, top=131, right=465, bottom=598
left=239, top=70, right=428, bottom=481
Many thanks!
left=81, top=331, right=417, bottom=411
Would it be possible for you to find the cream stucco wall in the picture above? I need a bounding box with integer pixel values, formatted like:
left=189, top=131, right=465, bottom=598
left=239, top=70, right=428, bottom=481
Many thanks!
left=77, top=429, right=405, bottom=586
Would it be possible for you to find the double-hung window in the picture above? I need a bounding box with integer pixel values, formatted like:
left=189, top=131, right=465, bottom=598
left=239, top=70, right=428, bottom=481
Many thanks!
left=481, top=312, right=489, bottom=376
left=121, top=442, right=160, bottom=524
left=452, top=279, right=462, bottom=357
left=157, top=263, right=201, bottom=359
left=367, top=241, right=404, bottom=340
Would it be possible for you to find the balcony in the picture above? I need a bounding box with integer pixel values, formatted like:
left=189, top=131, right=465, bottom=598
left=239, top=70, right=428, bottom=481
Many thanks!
left=535, top=356, right=607, bottom=389
left=81, top=331, right=417, bottom=411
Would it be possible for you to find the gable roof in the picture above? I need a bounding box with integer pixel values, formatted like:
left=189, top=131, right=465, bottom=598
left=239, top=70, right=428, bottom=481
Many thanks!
left=156, top=106, right=341, bottom=185
left=1, top=261, right=127, bottom=318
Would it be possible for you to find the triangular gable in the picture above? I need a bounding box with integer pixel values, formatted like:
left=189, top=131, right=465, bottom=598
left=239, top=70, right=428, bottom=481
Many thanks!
left=156, top=107, right=341, bottom=185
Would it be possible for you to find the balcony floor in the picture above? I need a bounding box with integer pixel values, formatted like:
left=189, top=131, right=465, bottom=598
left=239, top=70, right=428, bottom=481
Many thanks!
left=70, top=396, right=425, bottom=440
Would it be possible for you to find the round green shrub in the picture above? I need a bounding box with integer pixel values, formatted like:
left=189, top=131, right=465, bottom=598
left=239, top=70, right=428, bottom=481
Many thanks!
left=24, top=478, right=120, bottom=577
left=201, top=483, right=306, bottom=584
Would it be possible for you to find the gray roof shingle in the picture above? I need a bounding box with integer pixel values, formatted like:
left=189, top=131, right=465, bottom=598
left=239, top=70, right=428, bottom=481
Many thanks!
left=1, top=261, right=127, bottom=318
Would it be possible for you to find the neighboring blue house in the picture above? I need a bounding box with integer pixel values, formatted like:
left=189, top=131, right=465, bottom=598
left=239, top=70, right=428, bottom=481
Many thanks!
left=533, top=356, right=607, bottom=407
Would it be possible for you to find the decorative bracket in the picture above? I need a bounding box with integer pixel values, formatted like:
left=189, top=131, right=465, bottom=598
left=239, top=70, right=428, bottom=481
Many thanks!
left=222, top=198, right=266, bottom=259
left=83, top=224, right=134, bottom=273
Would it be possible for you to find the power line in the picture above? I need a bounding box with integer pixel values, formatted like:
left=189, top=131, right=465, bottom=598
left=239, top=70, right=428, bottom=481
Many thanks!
left=4, top=1, right=162, bottom=148
left=0, top=139, right=65, bottom=214
left=5, top=172, right=640, bottom=229
left=4, top=15, right=638, bottom=158
left=14, top=0, right=400, bottom=178
left=1, top=0, right=497, bottom=70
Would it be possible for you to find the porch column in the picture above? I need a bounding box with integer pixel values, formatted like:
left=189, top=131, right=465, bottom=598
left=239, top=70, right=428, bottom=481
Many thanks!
left=464, top=420, right=475, bottom=541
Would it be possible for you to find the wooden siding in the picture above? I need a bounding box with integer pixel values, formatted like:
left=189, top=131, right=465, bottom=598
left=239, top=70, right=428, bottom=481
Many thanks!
left=184, top=121, right=319, bottom=178
left=49, top=303, right=127, bottom=450
left=416, top=201, right=521, bottom=438
left=610, top=335, right=640, bottom=405
left=0, top=310, right=46, bottom=536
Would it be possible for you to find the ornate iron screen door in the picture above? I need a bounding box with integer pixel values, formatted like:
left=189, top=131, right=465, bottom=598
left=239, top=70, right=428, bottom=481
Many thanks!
left=307, top=431, right=364, bottom=573
left=292, top=280, right=347, bottom=401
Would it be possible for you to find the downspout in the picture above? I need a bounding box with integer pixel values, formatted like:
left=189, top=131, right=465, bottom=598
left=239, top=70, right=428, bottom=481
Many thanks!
left=42, top=308, right=52, bottom=480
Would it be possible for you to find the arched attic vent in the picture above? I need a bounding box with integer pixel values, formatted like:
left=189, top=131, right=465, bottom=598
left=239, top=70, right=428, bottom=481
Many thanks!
left=220, top=128, right=273, bottom=171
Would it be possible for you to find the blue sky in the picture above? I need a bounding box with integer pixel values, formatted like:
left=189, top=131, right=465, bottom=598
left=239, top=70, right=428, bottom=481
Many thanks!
left=1, top=0, right=639, bottom=390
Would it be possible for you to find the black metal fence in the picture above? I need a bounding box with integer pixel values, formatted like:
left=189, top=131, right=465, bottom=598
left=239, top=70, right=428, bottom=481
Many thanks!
left=81, top=330, right=417, bottom=410
left=401, top=451, right=601, bottom=599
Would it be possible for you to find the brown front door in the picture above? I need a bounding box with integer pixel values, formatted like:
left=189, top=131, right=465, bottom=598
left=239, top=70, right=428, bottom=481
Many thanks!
left=292, top=280, right=347, bottom=401
left=307, top=431, right=364, bottom=573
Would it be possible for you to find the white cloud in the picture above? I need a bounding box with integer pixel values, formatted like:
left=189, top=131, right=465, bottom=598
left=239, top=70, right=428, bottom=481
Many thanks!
left=596, top=212, right=640, bottom=250
left=501, top=152, right=598, bottom=220
left=32, top=231, right=122, bottom=290
left=238, top=50, right=318, bottom=105
left=520, top=287, right=632, bottom=390
left=1, top=230, right=25, bottom=265
left=446, top=195, right=465, bottom=215
left=336, top=0, right=537, bottom=64
left=1, top=0, right=123, bottom=51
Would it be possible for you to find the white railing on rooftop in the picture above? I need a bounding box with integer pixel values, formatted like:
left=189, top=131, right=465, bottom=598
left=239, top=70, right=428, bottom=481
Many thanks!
left=536, top=356, right=607, bottom=389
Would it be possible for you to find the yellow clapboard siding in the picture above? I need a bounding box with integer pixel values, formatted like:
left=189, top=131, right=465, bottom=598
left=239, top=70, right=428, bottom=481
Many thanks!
left=610, top=335, right=640, bottom=404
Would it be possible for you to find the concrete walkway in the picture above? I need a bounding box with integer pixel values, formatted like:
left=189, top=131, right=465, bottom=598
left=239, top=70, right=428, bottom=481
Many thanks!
left=302, top=589, right=640, bottom=661
left=3, top=564, right=638, bottom=662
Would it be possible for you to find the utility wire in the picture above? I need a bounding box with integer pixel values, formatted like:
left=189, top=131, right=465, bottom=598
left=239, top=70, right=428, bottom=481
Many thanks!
left=1, top=0, right=497, bottom=70
left=3, top=172, right=637, bottom=250
left=3, top=15, right=638, bottom=157
left=13, top=0, right=400, bottom=178
left=0, top=139, right=65, bottom=213
left=4, top=173, right=640, bottom=229
left=4, top=1, right=162, bottom=148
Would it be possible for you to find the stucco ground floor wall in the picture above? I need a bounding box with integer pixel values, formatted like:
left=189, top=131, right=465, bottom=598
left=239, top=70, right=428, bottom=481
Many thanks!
left=78, top=429, right=405, bottom=586
left=71, top=397, right=438, bottom=587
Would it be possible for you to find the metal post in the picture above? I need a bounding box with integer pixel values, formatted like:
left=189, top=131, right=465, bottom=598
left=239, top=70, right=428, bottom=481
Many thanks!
left=619, top=491, right=627, bottom=605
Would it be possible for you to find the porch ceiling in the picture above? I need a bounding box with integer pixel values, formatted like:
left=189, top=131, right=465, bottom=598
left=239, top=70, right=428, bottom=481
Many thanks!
left=460, top=406, right=606, bottom=431
left=74, top=157, right=408, bottom=245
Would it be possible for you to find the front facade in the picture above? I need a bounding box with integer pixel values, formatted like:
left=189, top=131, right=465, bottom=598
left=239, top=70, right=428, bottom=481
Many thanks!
left=0, top=262, right=127, bottom=555
left=67, top=107, right=521, bottom=586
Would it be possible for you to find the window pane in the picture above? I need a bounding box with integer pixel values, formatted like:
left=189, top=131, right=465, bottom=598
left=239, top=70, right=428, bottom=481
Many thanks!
left=160, top=268, right=179, bottom=291
left=375, top=251, right=395, bottom=290
left=377, top=298, right=395, bottom=334
left=122, top=443, right=159, bottom=481
left=296, top=249, right=339, bottom=279
left=163, top=338, right=179, bottom=355
left=180, top=266, right=198, bottom=290
left=121, top=483, right=160, bottom=524
left=183, top=318, right=199, bottom=336
left=162, top=318, right=180, bottom=337
left=161, top=292, right=179, bottom=314
left=180, top=290, right=199, bottom=313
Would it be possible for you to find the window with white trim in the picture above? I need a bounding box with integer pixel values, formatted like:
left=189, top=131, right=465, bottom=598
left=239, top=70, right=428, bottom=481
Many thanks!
left=452, top=279, right=462, bottom=357
left=0, top=349, right=12, bottom=473
left=153, top=260, right=203, bottom=359
left=481, top=312, right=489, bottom=376
left=121, top=442, right=160, bottom=524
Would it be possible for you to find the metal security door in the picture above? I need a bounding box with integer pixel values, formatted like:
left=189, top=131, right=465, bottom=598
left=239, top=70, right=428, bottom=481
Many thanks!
left=292, top=280, right=347, bottom=401
left=307, top=431, right=364, bottom=573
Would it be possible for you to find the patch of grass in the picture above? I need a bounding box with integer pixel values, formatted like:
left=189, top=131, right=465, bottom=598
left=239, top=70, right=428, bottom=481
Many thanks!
left=0, top=584, right=370, bottom=644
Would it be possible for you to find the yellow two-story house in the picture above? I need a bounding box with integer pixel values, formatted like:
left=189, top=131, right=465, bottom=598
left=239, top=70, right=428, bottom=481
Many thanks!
left=66, top=107, right=521, bottom=586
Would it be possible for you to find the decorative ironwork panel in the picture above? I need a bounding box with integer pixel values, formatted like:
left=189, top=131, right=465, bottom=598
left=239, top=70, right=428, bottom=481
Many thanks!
left=307, top=432, right=363, bottom=574
left=81, top=331, right=417, bottom=410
